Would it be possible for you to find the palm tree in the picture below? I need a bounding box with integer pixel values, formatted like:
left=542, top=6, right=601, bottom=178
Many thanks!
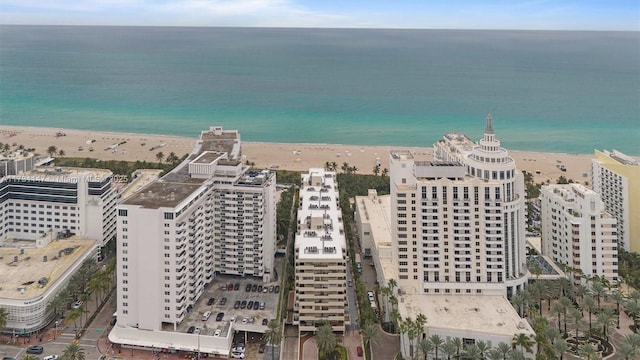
left=476, top=340, right=490, bottom=359
left=67, top=308, right=82, bottom=337
left=47, top=145, right=58, bottom=157
left=341, top=162, right=350, bottom=173
left=611, top=289, right=625, bottom=329
left=559, top=296, right=573, bottom=335
left=80, top=292, right=91, bottom=325
left=463, top=344, right=482, bottom=359
left=155, top=151, right=164, bottom=163
left=429, top=334, right=444, bottom=360
left=568, top=307, right=585, bottom=338
left=617, top=341, right=637, bottom=360
left=582, top=295, right=596, bottom=333
left=415, top=338, right=433, bottom=360
left=487, top=349, right=503, bottom=360
left=372, top=165, right=380, bottom=176
left=552, top=336, right=568, bottom=360
left=494, top=342, right=511, bottom=360
left=263, top=319, right=282, bottom=360
left=315, top=323, right=337, bottom=359
left=511, top=292, right=527, bottom=318
left=595, top=308, right=616, bottom=341
left=361, top=323, right=378, bottom=358
left=551, top=301, right=564, bottom=331
left=591, top=281, right=606, bottom=309
left=510, top=349, right=526, bottom=360
left=624, top=298, right=640, bottom=332
left=324, top=161, right=331, bottom=171
left=577, top=342, right=598, bottom=360
left=330, top=162, right=338, bottom=171
left=61, top=343, right=86, bottom=360
left=511, top=333, right=534, bottom=354
left=0, top=307, right=8, bottom=332
left=441, top=339, right=458, bottom=360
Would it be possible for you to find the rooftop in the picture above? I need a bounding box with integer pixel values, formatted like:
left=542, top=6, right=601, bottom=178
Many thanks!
left=400, top=295, right=535, bottom=337
left=295, top=168, right=345, bottom=260
left=123, top=181, right=206, bottom=209
left=0, top=236, right=96, bottom=300
left=192, top=151, right=225, bottom=164
left=10, top=166, right=113, bottom=182
left=0, top=149, right=34, bottom=161
left=120, top=169, right=164, bottom=201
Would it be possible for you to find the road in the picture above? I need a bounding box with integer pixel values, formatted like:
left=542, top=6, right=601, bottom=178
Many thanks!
left=0, top=292, right=115, bottom=360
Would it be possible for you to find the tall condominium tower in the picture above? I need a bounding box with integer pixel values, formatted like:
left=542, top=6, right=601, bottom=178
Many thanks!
left=591, top=149, right=640, bottom=253
left=114, top=126, right=276, bottom=333
left=540, top=183, right=618, bottom=284
left=390, top=115, right=528, bottom=297
left=294, top=168, right=348, bottom=333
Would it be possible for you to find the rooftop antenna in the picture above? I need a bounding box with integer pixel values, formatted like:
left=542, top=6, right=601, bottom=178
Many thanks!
left=485, top=113, right=494, bottom=134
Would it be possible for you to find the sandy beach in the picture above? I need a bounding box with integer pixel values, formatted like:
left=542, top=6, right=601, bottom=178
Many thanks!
left=0, top=125, right=595, bottom=185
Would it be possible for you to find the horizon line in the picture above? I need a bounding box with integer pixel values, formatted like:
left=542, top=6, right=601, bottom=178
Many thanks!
left=0, top=24, right=638, bottom=32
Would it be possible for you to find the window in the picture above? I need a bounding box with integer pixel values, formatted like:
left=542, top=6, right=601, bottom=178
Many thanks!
left=118, top=209, right=128, bottom=217
left=164, top=212, right=174, bottom=220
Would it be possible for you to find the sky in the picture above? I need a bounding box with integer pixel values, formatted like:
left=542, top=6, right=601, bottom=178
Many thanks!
left=0, top=0, right=638, bottom=30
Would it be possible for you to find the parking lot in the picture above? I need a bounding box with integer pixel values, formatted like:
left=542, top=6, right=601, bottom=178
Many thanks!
left=161, top=276, right=280, bottom=357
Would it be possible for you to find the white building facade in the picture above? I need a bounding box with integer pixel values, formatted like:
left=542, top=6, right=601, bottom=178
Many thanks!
left=294, top=168, right=348, bottom=333
left=0, top=167, right=118, bottom=247
left=540, top=184, right=618, bottom=284
left=389, top=115, right=528, bottom=298
left=111, top=127, right=276, bottom=353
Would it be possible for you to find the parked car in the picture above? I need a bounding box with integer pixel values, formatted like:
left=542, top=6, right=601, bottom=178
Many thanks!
left=187, top=326, right=195, bottom=334
left=269, top=285, right=274, bottom=293
left=227, top=283, right=234, bottom=291
left=262, top=318, right=268, bottom=325
left=262, top=287, right=268, bottom=293
left=259, top=344, right=266, bottom=353
left=214, top=329, right=222, bottom=337
left=251, top=284, right=257, bottom=292
left=220, top=297, right=227, bottom=306
left=216, top=312, right=224, bottom=321
left=234, top=283, right=240, bottom=291
left=247, top=301, right=254, bottom=310
left=245, top=284, right=252, bottom=292
left=231, top=352, right=245, bottom=359
left=234, top=300, right=241, bottom=309
left=44, top=355, right=59, bottom=360
left=258, top=285, right=263, bottom=292
left=2, top=357, right=16, bottom=360
left=274, top=285, right=280, bottom=294
left=240, top=300, right=247, bottom=309
left=72, top=300, right=83, bottom=309
left=26, top=346, right=44, bottom=354
left=194, top=327, right=201, bottom=334
left=207, top=298, right=216, bottom=306
left=357, top=346, right=363, bottom=357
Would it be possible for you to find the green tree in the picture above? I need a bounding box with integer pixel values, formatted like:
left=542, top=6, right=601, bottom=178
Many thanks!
left=577, top=342, right=598, bottom=360
left=552, top=336, right=568, bottom=360
left=494, top=342, right=512, bottom=360
left=315, top=323, right=337, bottom=359
left=415, top=338, right=433, bottom=360
left=558, top=296, right=573, bottom=334
left=429, top=334, right=444, bottom=360
left=263, top=319, right=282, bottom=360
left=361, top=323, right=378, bottom=358
left=551, top=301, right=564, bottom=332
left=591, top=281, right=606, bottom=309
left=61, top=343, right=86, bottom=360
left=568, top=307, right=585, bottom=338
left=155, top=151, right=164, bottom=163
left=595, top=308, right=616, bottom=341
left=67, top=308, right=82, bottom=337
left=476, top=340, right=490, bottom=359
left=617, top=341, right=637, bottom=360
left=582, top=294, right=596, bottom=334
left=440, top=339, right=458, bottom=360
left=47, top=145, right=58, bottom=157
left=610, top=289, right=625, bottom=329
left=0, top=307, right=8, bottom=332
left=511, top=333, right=534, bottom=354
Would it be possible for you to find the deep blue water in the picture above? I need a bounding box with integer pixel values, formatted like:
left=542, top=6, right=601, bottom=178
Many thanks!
left=1, top=26, right=638, bottom=155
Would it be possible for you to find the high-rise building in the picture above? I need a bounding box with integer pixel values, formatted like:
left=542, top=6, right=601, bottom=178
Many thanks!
left=113, top=126, right=276, bottom=336
left=389, top=115, right=528, bottom=297
left=591, top=149, right=640, bottom=253
left=540, top=183, right=618, bottom=284
left=294, top=168, right=348, bottom=333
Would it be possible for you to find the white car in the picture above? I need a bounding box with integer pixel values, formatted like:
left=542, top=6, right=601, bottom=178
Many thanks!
left=214, top=329, right=221, bottom=337
left=72, top=300, right=83, bottom=309
left=231, top=351, right=245, bottom=359
left=242, top=317, right=248, bottom=324
left=43, top=356, right=59, bottom=360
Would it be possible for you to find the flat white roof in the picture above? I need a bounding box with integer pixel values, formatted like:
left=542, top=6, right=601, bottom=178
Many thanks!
left=355, top=192, right=397, bottom=278
left=399, top=295, right=535, bottom=337
left=0, top=236, right=97, bottom=300
left=9, top=166, right=112, bottom=182
left=295, top=168, right=345, bottom=259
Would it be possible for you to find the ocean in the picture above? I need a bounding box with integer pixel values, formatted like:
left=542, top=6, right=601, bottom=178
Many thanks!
left=0, top=26, right=638, bottom=155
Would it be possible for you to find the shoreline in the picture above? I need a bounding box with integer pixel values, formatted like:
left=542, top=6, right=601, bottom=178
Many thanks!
left=0, top=125, right=601, bottom=184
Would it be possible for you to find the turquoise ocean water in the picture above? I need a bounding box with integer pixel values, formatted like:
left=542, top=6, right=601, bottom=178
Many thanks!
left=0, top=26, right=639, bottom=155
